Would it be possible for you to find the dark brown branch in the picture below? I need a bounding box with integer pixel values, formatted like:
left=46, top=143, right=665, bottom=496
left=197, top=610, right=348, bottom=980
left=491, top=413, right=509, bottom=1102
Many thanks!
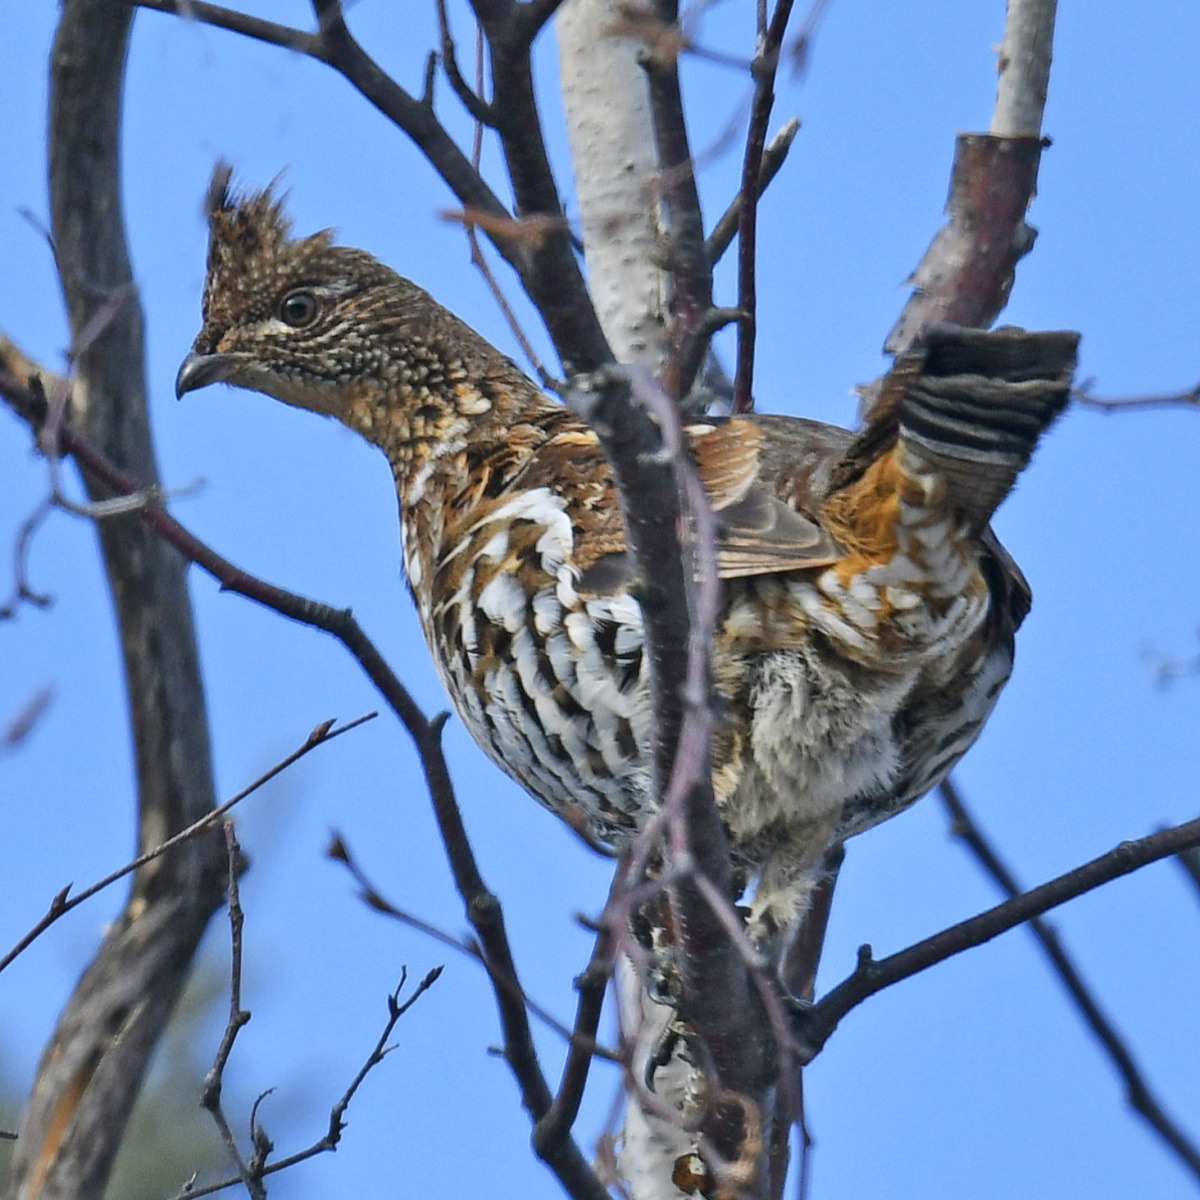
left=512, top=0, right=568, bottom=43
left=469, top=0, right=613, bottom=373
left=1072, top=380, right=1200, bottom=413
left=733, top=0, right=796, bottom=412
left=166, top=967, right=442, bottom=1200
left=435, top=0, right=497, bottom=126
left=0, top=716, right=372, bottom=976
left=328, top=831, right=619, bottom=1062
left=938, top=779, right=1200, bottom=1183
left=1174, top=841, right=1200, bottom=907
left=640, top=0, right=714, bottom=402
left=792, top=812, right=1200, bottom=1064
left=132, top=0, right=610, bottom=373
left=459, top=22, right=559, bottom=392
left=533, top=912, right=616, bottom=1157
left=568, top=366, right=772, bottom=1170
left=885, top=134, right=1042, bottom=355
left=706, top=117, right=799, bottom=268
left=203, top=822, right=263, bottom=1200
left=0, top=370, right=610, bottom=1200
left=1, top=4, right=227, bottom=1196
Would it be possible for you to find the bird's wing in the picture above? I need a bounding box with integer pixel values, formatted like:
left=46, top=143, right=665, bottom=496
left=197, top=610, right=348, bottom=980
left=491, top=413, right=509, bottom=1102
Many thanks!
left=688, top=418, right=843, bottom=578
left=557, top=415, right=847, bottom=598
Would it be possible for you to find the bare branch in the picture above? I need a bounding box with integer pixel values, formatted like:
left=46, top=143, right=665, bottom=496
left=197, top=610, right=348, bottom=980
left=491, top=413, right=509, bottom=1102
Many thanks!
left=466, top=0, right=613, bottom=372
left=938, top=779, right=1200, bottom=1184
left=733, top=0, right=797, bottom=412
left=1073, top=379, right=1200, bottom=414
left=165, top=968, right=443, bottom=1200
left=435, top=0, right=497, bottom=126
left=533, top=901, right=617, bottom=1158
left=793, top=812, right=1200, bottom=1063
left=328, top=830, right=619, bottom=1063
left=639, top=1, right=714, bottom=401
left=886, top=2, right=1058, bottom=354
left=705, top=117, right=799, bottom=268
left=991, top=0, right=1058, bottom=138
left=0, top=370, right=610, bottom=1200
left=202, top=823, right=263, bottom=1200
left=0, top=716, right=373, bottom=977
left=1, top=4, right=226, bottom=1195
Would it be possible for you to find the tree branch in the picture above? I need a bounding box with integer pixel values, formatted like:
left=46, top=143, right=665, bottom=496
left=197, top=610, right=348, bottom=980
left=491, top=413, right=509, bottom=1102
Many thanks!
left=470, top=0, right=613, bottom=373
left=792, top=812, right=1200, bottom=1063
left=640, top=1, right=714, bottom=402
left=733, top=0, right=796, bottom=412
left=568, top=366, right=773, bottom=1180
left=706, top=117, right=799, bottom=269
left=885, top=2, right=1058, bottom=354
left=165, top=968, right=442, bottom=1200
left=0, top=369, right=609, bottom=1200
left=0, top=716, right=372, bottom=977
left=1, top=5, right=226, bottom=1196
left=938, top=779, right=1200, bottom=1183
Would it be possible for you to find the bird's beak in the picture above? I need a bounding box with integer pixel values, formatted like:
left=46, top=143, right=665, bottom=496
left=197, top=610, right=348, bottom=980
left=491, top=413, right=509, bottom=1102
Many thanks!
left=175, top=351, right=240, bottom=399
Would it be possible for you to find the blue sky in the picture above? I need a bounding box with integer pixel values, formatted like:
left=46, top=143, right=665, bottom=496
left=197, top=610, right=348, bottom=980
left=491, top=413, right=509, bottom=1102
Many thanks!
left=3, top=2, right=1199, bottom=1197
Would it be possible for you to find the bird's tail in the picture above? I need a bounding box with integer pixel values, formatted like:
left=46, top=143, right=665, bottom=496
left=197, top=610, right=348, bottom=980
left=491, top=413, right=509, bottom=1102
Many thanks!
left=834, top=325, right=1079, bottom=533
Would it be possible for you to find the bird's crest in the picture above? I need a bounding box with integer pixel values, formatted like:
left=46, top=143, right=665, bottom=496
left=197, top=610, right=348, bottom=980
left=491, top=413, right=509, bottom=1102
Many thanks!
left=199, top=163, right=334, bottom=328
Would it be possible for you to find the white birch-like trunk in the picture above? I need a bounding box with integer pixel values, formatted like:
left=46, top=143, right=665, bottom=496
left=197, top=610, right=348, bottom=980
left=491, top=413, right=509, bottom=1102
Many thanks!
left=557, top=0, right=669, bottom=371
left=557, top=4, right=699, bottom=1195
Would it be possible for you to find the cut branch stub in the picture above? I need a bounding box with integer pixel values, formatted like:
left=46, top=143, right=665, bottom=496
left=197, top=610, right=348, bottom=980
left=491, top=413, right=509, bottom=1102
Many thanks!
left=885, top=134, right=1043, bottom=356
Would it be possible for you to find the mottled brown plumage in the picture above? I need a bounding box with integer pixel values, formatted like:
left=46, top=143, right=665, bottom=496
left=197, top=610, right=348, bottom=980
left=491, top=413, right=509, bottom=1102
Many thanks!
left=178, top=168, right=1077, bottom=939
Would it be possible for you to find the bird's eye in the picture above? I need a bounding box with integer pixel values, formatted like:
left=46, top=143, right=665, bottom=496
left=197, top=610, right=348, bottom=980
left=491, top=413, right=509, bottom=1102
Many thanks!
left=279, top=291, right=319, bottom=327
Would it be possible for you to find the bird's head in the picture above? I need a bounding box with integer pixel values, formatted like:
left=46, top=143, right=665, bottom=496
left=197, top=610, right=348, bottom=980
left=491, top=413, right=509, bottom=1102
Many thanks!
left=176, top=165, right=515, bottom=447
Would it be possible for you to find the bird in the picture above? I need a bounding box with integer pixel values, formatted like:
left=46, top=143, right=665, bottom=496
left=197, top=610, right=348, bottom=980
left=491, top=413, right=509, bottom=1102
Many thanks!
left=177, top=166, right=1077, bottom=944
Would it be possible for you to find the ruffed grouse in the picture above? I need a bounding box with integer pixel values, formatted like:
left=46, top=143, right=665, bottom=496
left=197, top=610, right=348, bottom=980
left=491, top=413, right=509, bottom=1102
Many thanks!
left=177, top=169, right=1077, bottom=940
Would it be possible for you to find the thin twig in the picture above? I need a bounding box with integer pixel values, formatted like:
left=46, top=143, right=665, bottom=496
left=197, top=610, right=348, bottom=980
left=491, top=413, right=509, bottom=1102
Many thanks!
left=462, top=0, right=613, bottom=373
left=793, top=811, right=1200, bottom=1064
left=706, top=117, right=799, bottom=268
left=202, top=822, right=263, bottom=1200
left=0, top=497, right=55, bottom=618
left=533, top=885, right=619, bottom=1158
left=435, top=0, right=496, bottom=125
left=1072, top=380, right=1200, bottom=414
left=0, top=715, right=375, bottom=977
left=328, top=830, right=620, bottom=1063
left=938, top=779, right=1200, bottom=1183
left=165, top=968, right=443, bottom=1200
left=0, top=367, right=610, bottom=1200
left=459, top=19, right=558, bottom=390
left=732, top=0, right=796, bottom=412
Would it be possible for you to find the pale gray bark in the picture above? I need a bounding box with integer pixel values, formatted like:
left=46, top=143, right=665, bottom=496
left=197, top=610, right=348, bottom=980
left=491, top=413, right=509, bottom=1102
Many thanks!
left=557, top=0, right=670, bottom=370
left=557, top=7, right=711, bottom=1196
left=991, top=0, right=1058, bottom=137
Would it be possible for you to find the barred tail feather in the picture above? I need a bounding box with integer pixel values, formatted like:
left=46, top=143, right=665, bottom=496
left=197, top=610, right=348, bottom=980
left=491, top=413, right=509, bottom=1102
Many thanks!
left=898, top=325, right=1079, bottom=531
